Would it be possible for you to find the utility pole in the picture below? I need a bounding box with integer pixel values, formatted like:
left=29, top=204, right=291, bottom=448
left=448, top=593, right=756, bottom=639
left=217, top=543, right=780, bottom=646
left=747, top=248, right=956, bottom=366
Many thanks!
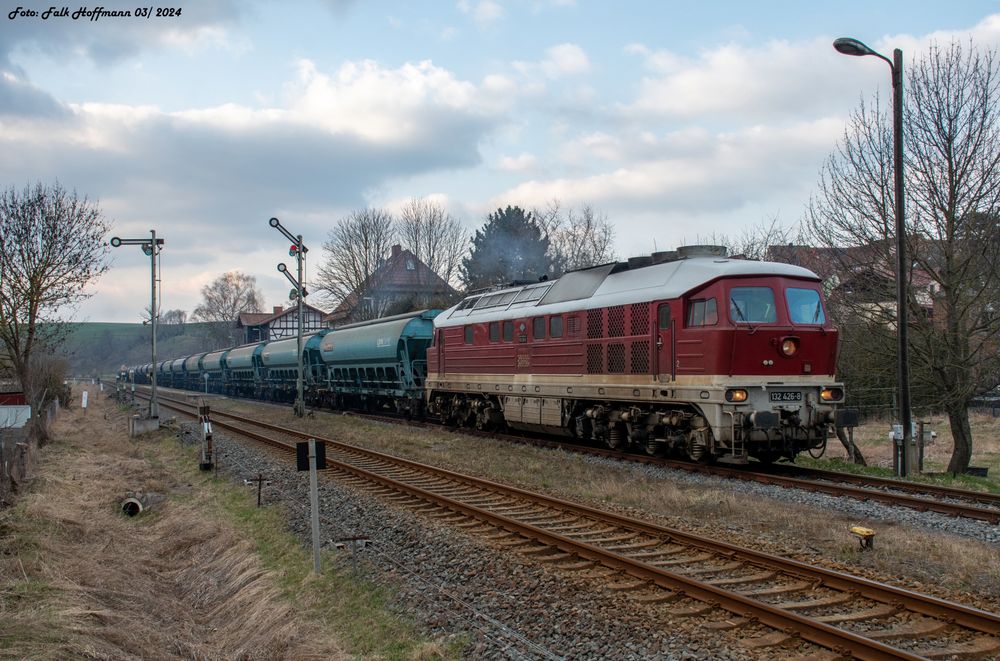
left=269, top=217, right=309, bottom=417
left=110, top=230, right=164, bottom=419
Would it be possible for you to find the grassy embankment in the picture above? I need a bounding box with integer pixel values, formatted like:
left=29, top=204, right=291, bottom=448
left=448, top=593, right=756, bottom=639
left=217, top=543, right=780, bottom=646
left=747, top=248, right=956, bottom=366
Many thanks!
left=799, top=411, right=1000, bottom=494
left=0, top=386, right=457, bottom=659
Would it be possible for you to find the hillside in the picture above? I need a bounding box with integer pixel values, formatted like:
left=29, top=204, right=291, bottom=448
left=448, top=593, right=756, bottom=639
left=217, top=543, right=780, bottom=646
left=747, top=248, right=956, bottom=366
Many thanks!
left=57, top=322, right=232, bottom=375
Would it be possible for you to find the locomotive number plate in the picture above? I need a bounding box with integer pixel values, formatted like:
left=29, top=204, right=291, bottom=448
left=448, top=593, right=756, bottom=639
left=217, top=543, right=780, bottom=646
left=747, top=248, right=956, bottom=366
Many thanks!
left=769, top=391, right=802, bottom=402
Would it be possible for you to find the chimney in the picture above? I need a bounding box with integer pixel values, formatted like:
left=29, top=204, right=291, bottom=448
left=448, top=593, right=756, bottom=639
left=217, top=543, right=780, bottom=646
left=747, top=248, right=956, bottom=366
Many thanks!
left=391, top=244, right=402, bottom=258
left=273, top=306, right=283, bottom=314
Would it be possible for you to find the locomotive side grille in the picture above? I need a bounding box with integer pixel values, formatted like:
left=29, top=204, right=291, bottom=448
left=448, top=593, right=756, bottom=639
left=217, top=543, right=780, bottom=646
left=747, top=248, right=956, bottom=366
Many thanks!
left=586, top=344, right=603, bottom=374
left=587, top=309, right=603, bottom=339
left=608, top=306, right=625, bottom=337
left=630, top=304, right=649, bottom=336
left=608, top=343, right=626, bottom=373
left=630, top=340, right=649, bottom=373
left=567, top=315, right=582, bottom=337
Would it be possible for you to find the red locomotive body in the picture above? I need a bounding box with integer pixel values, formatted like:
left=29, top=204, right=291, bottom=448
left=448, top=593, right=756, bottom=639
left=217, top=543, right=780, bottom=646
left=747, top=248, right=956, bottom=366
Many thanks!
left=426, top=247, right=852, bottom=463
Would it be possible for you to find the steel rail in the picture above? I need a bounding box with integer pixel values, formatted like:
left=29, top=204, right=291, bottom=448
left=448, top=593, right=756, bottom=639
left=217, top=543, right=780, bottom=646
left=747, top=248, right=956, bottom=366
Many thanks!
left=128, top=383, right=999, bottom=521
left=765, top=463, right=1000, bottom=508
left=142, top=391, right=1000, bottom=650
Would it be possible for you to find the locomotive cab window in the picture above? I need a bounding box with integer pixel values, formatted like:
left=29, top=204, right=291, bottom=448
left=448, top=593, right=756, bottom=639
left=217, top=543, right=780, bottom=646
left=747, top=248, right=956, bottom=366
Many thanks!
left=489, top=322, right=500, bottom=342
left=786, top=287, right=826, bottom=324
left=464, top=326, right=474, bottom=344
left=533, top=317, right=545, bottom=340
left=729, top=287, right=776, bottom=324
left=687, top=298, right=718, bottom=327
left=549, top=315, right=564, bottom=338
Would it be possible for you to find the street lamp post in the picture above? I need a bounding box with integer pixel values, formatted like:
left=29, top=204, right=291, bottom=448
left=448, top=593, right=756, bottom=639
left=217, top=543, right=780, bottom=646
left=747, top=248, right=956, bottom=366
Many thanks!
left=834, top=37, right=913, bottom=477
left=110, top=231, right=164, bottom=420
left=269, top=217, right=309, bottom=418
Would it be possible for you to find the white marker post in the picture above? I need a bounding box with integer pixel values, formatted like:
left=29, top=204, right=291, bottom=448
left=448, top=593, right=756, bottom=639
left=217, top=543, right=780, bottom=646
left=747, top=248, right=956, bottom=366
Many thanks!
left=296, top=439, right=326, bottom=574
left=81, top=390, right=89, bottom=415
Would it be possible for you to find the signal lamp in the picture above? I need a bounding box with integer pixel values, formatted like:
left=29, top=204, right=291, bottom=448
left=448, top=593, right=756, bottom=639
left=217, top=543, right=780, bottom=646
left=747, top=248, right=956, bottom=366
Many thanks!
left=725, top=389, right=748, bottom=403
left=289, top=244, right=298, bottom=257
left=820, top=387, right=844, bottom=402
left=780, top=337, right=799, bottom=357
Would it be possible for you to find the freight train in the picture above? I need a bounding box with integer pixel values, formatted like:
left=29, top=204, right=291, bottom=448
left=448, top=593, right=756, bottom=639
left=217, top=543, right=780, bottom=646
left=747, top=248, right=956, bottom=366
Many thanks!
left=128, top=246, right=856, bottom=464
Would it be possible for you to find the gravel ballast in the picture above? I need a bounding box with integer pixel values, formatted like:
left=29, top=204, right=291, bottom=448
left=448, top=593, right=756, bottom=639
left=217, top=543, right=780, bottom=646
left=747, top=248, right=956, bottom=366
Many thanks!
left=187, top=424, right=801, bottom=660
left=577, top=455, right=1000, bottom=546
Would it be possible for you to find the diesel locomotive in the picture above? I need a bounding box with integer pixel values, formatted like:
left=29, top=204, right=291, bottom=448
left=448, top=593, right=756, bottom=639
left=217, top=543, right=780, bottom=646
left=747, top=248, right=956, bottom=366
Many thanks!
left=129, top=246, right=855, bottom=464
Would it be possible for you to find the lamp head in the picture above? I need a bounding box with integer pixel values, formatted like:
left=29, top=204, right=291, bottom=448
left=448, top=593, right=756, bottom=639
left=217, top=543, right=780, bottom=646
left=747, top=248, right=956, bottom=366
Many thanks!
left=834, top=37, right=876, bottom=57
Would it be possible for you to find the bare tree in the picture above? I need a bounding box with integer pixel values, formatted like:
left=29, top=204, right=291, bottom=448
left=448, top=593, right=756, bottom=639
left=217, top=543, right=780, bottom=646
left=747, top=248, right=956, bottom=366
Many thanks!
left=315, top=208, right=396, bottom=318
left=0, top=182, right=111, bottom=400
left=192, top=271, right=264, bottom=345
left=685, top=215, right=798, bottom=261
left=806, top=41, right=1000, bottom=473
left=535, top=199, right=617, bottom=274
left=397, top=198, right=467, bottom=287
left=160, top=309, right=187, bottom=325
left=192, top=272, right=264, bottom=323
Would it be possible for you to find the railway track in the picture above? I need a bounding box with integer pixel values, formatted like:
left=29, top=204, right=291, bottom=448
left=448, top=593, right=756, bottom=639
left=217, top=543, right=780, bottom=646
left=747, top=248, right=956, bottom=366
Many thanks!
left=331, top=407, right=1000, bottom=525
left=370, top=411, right=1000, bottom=525
left=137, top=390, right=1000, bottom=660
left=124, top=383, right=1000, bottom=524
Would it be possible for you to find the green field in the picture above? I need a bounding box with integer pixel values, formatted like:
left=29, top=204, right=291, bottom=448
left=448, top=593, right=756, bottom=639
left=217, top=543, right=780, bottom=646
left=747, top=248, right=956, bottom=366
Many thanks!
left=56, top=321, right=231, bottom=375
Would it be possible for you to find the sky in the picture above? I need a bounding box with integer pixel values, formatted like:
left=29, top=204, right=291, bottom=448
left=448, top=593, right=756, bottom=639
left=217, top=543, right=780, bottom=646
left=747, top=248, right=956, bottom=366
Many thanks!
left=2, top=0, right=999, bottom=322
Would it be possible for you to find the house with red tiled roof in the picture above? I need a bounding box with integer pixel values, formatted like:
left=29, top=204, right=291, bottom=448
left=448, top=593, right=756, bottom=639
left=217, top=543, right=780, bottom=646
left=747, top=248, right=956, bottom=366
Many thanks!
left=325, top=244, right=458, bottom=325
left=237, top=304, right=327, bottom=344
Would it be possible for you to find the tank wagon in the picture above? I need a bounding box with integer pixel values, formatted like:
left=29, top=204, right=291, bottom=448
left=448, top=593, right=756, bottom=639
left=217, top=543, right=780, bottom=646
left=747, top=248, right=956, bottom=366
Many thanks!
left=129, top=247, right=855, bottom=464
left=426, top=247, right=854, bottom=464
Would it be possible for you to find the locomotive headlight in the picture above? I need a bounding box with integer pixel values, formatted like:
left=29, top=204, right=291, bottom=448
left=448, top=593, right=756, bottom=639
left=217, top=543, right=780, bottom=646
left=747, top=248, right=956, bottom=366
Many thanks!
left=725, top=389, right=748, bottom=403
left=780, top=337, right=799, bottom=357
left=820, top=387, right=844, bottom=402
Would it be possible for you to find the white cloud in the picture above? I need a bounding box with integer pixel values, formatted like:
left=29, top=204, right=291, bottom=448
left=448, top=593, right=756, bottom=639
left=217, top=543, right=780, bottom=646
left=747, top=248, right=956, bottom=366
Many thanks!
left=457, top=0, right=504, bottom=25
left=540, top=43, right=590, bottom=77
left=514, top=43, right=590, bottom=79
left=622, top=15, right=1000, bottom=123
left=497, top=153, right=538, bottom=172
left=492, top=118, right=844, bottom=219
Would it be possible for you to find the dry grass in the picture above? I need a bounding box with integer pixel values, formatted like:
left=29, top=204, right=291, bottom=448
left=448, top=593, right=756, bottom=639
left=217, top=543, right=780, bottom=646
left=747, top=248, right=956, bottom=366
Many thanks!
left=206, top=397, right=1000, bottom=608
left=0, top=388, right=445, bottom=660
left=802, top=411, right=1000, bottom=494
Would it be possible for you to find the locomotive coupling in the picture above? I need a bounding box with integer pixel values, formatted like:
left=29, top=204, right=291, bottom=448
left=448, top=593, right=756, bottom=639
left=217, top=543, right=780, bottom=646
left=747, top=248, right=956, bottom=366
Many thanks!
left=747, top=410, right=780, bottom=429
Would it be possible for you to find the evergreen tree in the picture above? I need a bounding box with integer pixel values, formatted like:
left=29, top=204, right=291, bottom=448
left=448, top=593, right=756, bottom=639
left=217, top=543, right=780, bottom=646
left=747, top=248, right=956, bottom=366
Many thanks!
left=459, top=206, right=553, bottom=290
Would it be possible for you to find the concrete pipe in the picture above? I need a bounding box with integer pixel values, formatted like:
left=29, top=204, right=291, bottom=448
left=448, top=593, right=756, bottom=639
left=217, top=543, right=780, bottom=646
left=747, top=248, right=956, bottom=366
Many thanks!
left=121, top=497, right=144, bottom=516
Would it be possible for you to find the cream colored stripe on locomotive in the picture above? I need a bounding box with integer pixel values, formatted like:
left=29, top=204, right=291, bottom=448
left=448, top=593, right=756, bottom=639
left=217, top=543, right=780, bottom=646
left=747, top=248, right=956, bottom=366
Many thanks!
left=426, top=373, right=840, bottom=405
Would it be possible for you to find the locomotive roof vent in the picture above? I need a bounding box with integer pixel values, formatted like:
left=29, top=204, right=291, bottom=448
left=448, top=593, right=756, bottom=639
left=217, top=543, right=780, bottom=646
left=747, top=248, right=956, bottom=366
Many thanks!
left=677, top=244, right=728, bottom=259
left=651, top=250, right=678, bottom=264
left=627, top=255, right=653, bottom=269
